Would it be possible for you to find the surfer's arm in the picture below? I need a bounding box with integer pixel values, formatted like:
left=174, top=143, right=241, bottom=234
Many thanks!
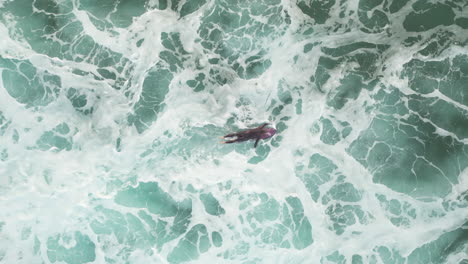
left=254, top=138, right=260, bottom=148
left=258, top=123, right=268, bottom=129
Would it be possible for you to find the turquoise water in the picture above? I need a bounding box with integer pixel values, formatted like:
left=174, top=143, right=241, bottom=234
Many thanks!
left=0, top=0, right=467, bottom=263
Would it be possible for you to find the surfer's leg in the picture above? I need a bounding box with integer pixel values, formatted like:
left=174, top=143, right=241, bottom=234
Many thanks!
left=220, top=135, right=250, bottom=144
left=221, top=139, right=237, bottom=144
left=223, top=132, right=239, bottom=138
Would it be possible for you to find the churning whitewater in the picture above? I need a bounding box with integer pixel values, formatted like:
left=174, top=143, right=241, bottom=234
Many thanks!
left=0, top=0, right=467, bottom=263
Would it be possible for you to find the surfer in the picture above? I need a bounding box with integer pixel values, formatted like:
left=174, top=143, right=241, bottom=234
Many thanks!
left=221, top=123, right=276, bottom=148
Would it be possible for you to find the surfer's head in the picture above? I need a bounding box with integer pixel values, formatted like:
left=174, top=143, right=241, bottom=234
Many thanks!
left=260, top=127, right=276, bottom=139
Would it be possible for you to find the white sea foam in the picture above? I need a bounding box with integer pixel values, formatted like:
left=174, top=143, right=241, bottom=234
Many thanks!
left=0, top=0, right=467, bottom=263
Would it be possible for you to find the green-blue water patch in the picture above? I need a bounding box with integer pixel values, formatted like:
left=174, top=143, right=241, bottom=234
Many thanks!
left=79, top=0, right=148, bottom=28
left=0, top=111, right=11, bottom=137
left=179, top=0, right=208, bottom=17
left=315, top=42, right=388, bottom=105
left=376, top=194, right=416, bottom=227
left=402, top=55, right=468, bottom=107
left=47, top=232, right=96, bottom=264
left=408, top=95, right=468, bottom=139
left=129, top=64, right=173, bottom=133
left=129, top=31, right=196, bottom=132
left=388, top=0, right=410, bottom=13
left=186, top=73, right=206, bottom=92
left=418, top=31, right=455, bottom=57
left=358, top=0, right=389, bottom=33
left=323, top=181, right=362, bottom=203
left=322, top=251, right=346, bottom=264
left=407, top=224, right=468, bottom=263
left=321, top=42, right=389, bottom=58
left=348, top=87, right=468, bottom=197
left=66, top=88, right=94, bottom=115
left=296, top=152, right=371, bottom=235
left=114, top=181, right=192, bottom=245
left=325, top=203, right=370, bottom=235
left=319, top=117, right=352, bottom=145
left=212, top=231, right=223, bottom=247
left=323, top=178, right=369, bottom=234
left=159, top=32, right=190, bottom=72
left=200, top=193, right=225, bottom=216
left=352, top=254, right=364, bottom=264
left=297, top=0, right=336, bottom=24
left=90, top=207, right=179, bottom=263
left=295, top=153, right=336, bottom=202
left=455, top=17, right=468, bottom=29
left=197, top=0, right=288, bottom=79
left=36, top=123, right=73, bottom=152
left=1, top=0, right=131, bottom=73
left=115, top=182, right=190, bottom=217
left=1, top=0, right=68, bottom=57
left=1, top=0, right=133, bottom=95
left=240, top=193, right=313, bottom=249
left=0, top=58, right=61, bottom=107
left=167, top=224, right=211, bottom=264
left=248, top=144, right=271, bottom=164
left=358, top=0, right=383, bottom=11
left=375, top=246, right=405, bottom=264
left=402, top=2, right=455, bottom=32
left=283, top=196, right=313, bottom=249
left=162, top=32, right=189, bottom=56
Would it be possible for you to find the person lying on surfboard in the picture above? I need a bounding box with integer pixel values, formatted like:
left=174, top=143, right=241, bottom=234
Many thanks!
left=220, top=123, right=276, bottom=148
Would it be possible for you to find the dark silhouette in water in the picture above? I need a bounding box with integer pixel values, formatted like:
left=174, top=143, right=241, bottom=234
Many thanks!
left=221, top=123, right=277, bottom=148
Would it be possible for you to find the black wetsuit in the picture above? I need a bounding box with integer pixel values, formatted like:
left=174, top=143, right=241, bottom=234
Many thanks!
left=222, top=124, right=270, bottom=148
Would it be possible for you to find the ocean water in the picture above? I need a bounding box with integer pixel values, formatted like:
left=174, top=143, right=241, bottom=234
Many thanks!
left=0, top=0, right=467, bottom=263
